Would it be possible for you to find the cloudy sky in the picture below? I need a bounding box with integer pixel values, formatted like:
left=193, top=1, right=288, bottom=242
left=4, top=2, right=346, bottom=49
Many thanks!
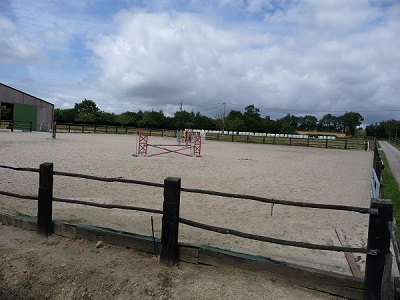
left=0, top=0, right=399, bottom=125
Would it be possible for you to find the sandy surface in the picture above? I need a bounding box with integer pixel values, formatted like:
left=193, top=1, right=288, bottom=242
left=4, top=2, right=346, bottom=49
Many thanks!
left=0, top=224, right=339, bottom=300
left=0, top=131, right=372, bottom=290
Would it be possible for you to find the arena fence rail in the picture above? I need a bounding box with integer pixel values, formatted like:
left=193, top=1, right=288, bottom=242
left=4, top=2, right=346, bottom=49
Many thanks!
left=54, top=122, right=367, bottom=150
left=0, top=161, right=393, bottom=299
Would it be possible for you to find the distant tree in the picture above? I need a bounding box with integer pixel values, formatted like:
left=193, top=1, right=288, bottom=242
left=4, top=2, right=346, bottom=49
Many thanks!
left=279, top=122, right=296, bottom=134
left=278, top=114, right=301, bottom=128
left=243, top=105, right=261, bottom=132
left=74, top=99, right=99, bottom=115
left=192, top=112, right=215, bottom=129
left=226, top=110, right=245, bottom=131
left=340, top=112, right=364, bottom=136
left=116, top=111, right=138, bottom=127
left=91, top=111, right=116, bottom=125
left=137, top=110, right=165, bottom=128
left=318, top=114, right=336, bottom=131
left=54, top=108, right=76, bottom=123
left=299, top=115, right=318, bottom=131
left=172, top=110, right=194, bottom=129
left=365, top=123, right=378, bottom=137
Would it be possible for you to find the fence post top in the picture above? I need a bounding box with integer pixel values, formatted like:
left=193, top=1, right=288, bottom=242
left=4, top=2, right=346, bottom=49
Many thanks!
left=40, top=162, right=53, bottom=168
left=164, top=177, right=181, bottom=183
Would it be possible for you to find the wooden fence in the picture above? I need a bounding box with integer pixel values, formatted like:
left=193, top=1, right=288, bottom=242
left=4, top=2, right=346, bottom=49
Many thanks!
left=0, top=161, right=395, bottom=299
left=209, top=133, right=368, bottom=150
left=389, top=137, right=400, bottom=146
left=0, top=120, right=32, bottom=132
left=371, top=141, right=400, bottom=300
left=54, top=123, right=367, bottom=150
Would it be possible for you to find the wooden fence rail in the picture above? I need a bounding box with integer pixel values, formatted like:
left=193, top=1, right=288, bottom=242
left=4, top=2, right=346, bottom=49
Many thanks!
left=54, top=122, right=367, bottom=150
left=0, top=162, right=392, bottom=299
left=2, top=120, right=33, bottom=132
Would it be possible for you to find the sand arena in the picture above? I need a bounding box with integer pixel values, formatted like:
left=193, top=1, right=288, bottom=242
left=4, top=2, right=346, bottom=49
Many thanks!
left=0, top=131, right=373, bottom=275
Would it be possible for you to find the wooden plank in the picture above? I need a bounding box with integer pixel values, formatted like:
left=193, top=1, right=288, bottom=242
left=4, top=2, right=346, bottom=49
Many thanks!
left=381, top=253, right=392, bottom=300
left=53, top=221, right=77, bottom=238
left=178, top=244, right=199, bottom=264
left=0, top=211, right=364, bottom=298
left=75, top=224, right=156, bottom=253
left=335, top=228, right=363, bottom=278
left=0, top=211, right=37, bottom=230
left=389, top=220, right=400, bottom=272
left=198, top=245, right=364, bottom=299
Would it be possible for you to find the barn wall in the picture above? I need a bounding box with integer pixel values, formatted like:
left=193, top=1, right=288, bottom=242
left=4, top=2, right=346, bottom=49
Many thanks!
left=0, top=83, right=54, bottom=131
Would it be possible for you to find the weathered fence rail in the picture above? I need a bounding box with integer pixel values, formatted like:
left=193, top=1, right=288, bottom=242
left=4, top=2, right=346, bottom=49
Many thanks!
left=54, top=122, right=367, bottom=150
left=1, top=120, right=32, bottom=132
left=0, top=162, right=392, bottom=299
left=209, top=133, right=367, bottom=150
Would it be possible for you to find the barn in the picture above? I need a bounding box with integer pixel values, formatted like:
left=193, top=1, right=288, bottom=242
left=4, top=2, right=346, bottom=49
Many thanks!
left=0, top=83, right=54, bottom=132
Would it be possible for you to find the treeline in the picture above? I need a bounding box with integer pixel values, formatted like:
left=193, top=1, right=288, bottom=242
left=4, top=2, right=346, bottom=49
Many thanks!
left=55, top=99, right=372, bottom=137
left=366, top=120, right=400, bottom=139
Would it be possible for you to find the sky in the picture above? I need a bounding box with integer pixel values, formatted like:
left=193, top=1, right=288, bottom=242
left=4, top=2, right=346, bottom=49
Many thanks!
left=0, top=0, right=399, bottom=125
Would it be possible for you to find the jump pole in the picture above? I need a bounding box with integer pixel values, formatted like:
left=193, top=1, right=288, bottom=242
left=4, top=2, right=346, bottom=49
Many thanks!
left=146, top=144, right=193, bottom=157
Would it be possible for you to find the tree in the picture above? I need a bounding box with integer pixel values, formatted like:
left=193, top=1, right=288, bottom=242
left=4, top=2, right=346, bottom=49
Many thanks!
left=243, top=105, right=261, bottom=132
left=318, top=114, right=335, bottom=131
left=340, top=112, right=364, bottom=136
left=74, top=99, right=99, bottom=115
left=116, top=111, right=138, bottom=127
left=280, top=123, right=296, bottom=134
left=299, top=115, right=318, bottom=131
left=172, top=110, right=194, bottom=129
left=278, top=114, right=301, bottom=128
left=54, top=108, right=76, bottom=123
left=226, top=110, right=245, bottom=131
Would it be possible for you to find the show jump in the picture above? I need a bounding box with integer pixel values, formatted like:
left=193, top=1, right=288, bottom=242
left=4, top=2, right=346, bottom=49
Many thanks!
left=133, top=129, right=202, bottom=157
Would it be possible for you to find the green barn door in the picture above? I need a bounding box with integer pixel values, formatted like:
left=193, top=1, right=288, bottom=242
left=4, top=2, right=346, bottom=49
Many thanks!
left=13, top=103, right=38, bottom=131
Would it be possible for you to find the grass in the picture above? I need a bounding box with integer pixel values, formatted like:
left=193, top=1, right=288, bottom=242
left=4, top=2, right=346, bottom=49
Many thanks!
left=379, top=150, right=400, bottom=225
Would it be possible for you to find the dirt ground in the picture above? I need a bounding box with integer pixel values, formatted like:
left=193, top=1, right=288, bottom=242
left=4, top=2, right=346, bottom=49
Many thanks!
left=0, top=223, right=341, bottom=300
left=0, top=130, right=373, bottom=299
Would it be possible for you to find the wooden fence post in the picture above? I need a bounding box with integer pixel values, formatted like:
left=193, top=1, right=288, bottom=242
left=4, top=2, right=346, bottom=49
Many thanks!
left=345, top=139, right=348, bottom=150
left=37, top=162, right=54, bottom=236
left=52, top=121, right=56, bottom=139
left=325, top=139, right=328, bottom=148
left=160, top=177, right=181, bottom=265
left=29, top=121, right=32, bottom=132
left=364, top=199, right=393, bottom=299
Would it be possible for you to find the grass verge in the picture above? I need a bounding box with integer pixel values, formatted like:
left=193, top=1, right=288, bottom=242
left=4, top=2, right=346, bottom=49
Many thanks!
left=379, top=150, right=400, bottom=225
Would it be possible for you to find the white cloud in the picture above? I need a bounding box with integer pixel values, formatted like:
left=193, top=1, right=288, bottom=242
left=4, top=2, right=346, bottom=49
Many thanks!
left=0, top=15, right=43, bottom=63
left=1, top=0, right=400, bottom=123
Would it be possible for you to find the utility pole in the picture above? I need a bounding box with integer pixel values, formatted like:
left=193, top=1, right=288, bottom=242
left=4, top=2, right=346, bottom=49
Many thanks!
left=222, top=102, right=226, bottom=135
left=180, top=102, right=183, bottom=112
